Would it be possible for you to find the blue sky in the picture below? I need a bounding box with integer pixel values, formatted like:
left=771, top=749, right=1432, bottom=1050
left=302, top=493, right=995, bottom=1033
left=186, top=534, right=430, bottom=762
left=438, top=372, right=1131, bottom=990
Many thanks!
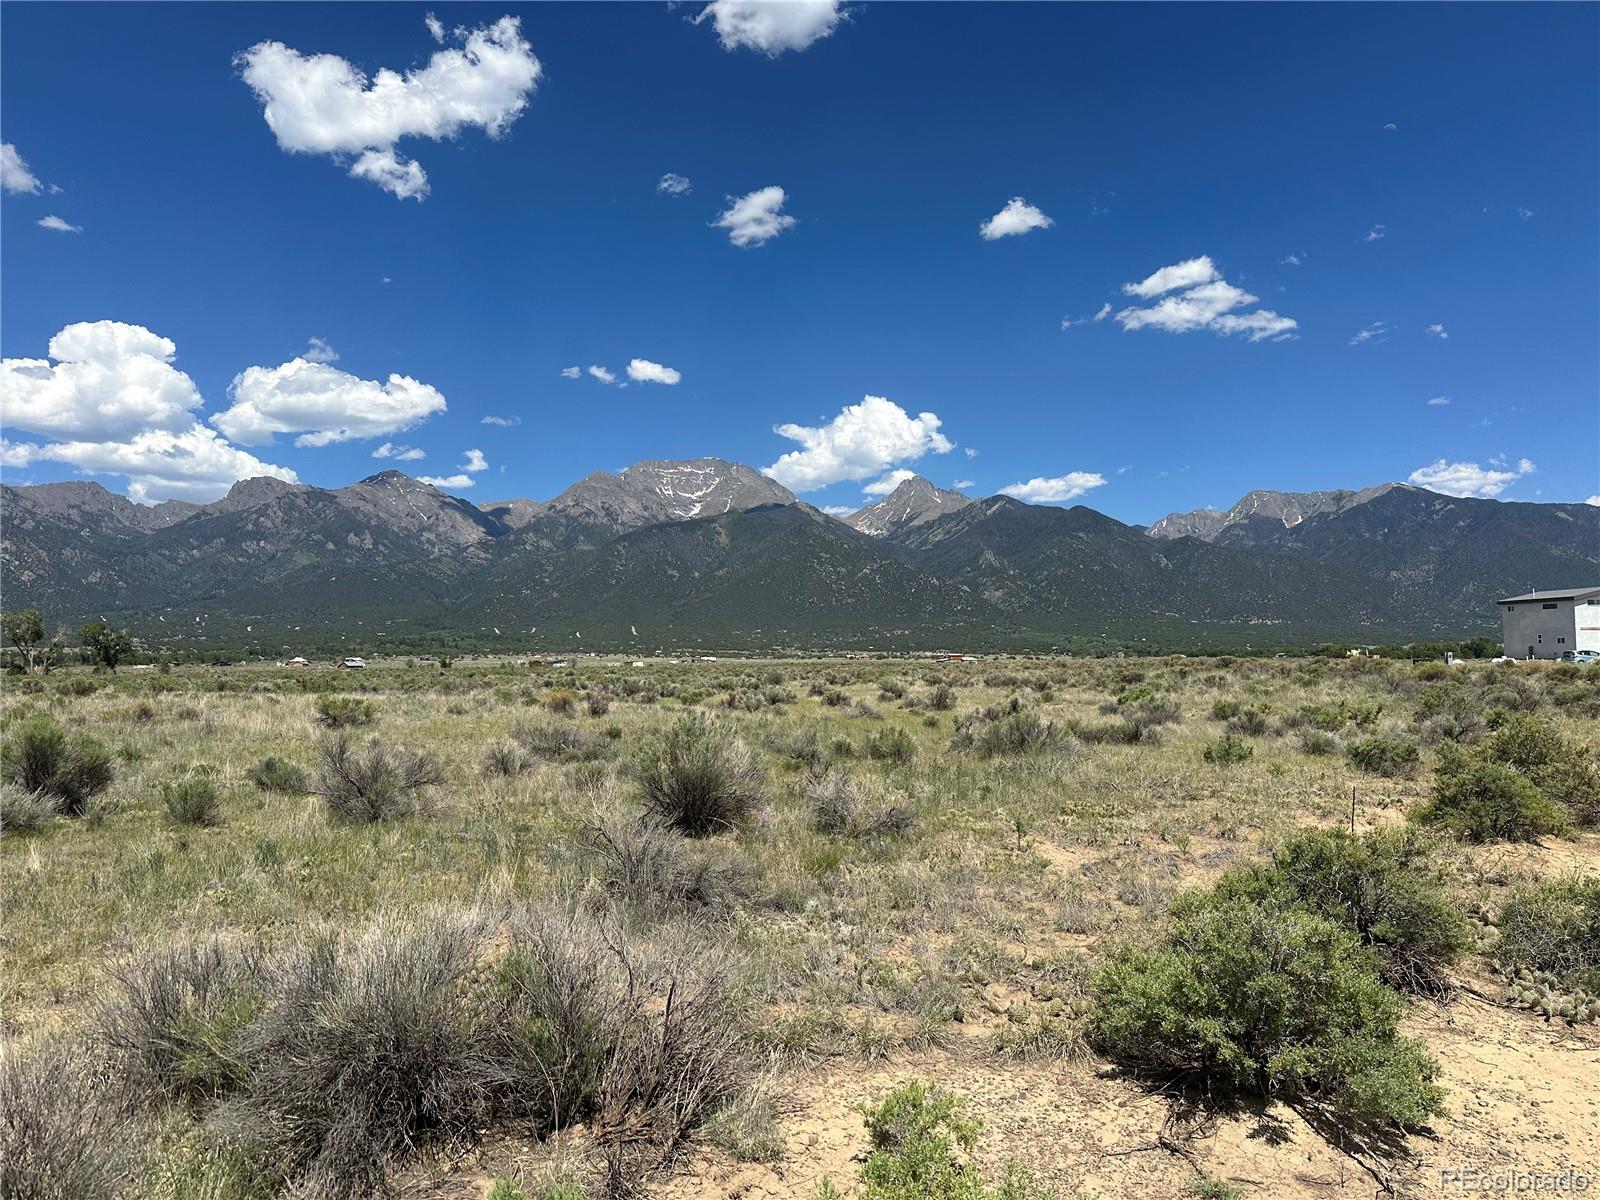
left=3, top=1, right=1597, bottom=521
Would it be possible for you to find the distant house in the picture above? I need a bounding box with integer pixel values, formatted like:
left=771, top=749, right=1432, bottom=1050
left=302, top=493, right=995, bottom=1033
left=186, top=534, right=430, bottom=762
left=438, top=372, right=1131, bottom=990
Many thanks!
left=1499, top=587, right=1600, bottom=660
left=339, top=656, right=367, bottom=669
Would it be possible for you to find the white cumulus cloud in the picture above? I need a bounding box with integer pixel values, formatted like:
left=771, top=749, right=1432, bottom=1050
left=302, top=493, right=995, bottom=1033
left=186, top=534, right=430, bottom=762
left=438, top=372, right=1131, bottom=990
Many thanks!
left=765, top=395, right=954, bottom=492
left=0, top=320, right=204, bottom=440
left=461, top=448, right=489, bottom=473
left=303, top=336, right=339, bottom=363
left=1408, top=457, right=1534, bottom=499
left=587, top=365, right=617, bottom=385
left=1363, top=224, right=1386, bottom=243
left=37, top=215, right=81, bottom=233
left=236, top=15, right=541, bottom=200
left=0, top=321, right=296, bottom=503
left=862, top=468, right=917, bottom=496
left=979, top=197, right=1053, bottom=240
left=214, top=358, right=447, bottom=447
left=1585, top=496, right=1600, bottom=507
left=560, top=366, right=581, bottom=379
left=419, top=473, right=474, bottom=490
left=372, top=441, right=425, bottom=461
left=1427, top=323, right=1448, bottom=339
left=819, top=504, right=855, bottom=517
left=713, top=186, right=796, bottom=248
left=1116, top=262, right=1297, bottom=342
left=1000, top=472, right=1107, bottom=504
left=694, top=0, right=844, bottom=55
left=954, top=479, right=975, bottom=489
left=1, top=143, right=42, bottom=194
left=1349, top=322, right=1394, bottom=346
left=1427, top=396, right=1451, bottom=406
left=1122, top=256, right=1220, bottom=299
left=425, top=12, right=445, bottom=42
left=627, top=358, right=681, bottom=385
left=657, top=173, right=692, bottom=196
left=481, top=414, right=520, bottom=427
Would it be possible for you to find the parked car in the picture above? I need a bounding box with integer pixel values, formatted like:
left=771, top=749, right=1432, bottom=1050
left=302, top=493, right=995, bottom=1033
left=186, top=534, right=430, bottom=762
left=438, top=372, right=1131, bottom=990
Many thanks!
left=1559, top=649, right=1598, bottom=665
left=340, top=656, right=367, bottom=669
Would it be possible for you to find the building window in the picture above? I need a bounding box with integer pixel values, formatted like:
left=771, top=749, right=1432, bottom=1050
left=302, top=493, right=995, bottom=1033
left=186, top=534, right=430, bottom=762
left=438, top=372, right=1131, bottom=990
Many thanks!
left=1506, top=605, right=1516, bottom=612
left=1542, top=602, right=1558, bottom=610
left=1558, top=637, right=1567, bottom=644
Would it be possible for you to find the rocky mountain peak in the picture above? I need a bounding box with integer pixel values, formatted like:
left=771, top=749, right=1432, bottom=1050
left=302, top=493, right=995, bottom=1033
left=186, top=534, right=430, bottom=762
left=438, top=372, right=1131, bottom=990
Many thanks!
left=547, top=457, right=798, bottom=533
left=1148, top=483, right=1405, bottom=541
left=844, top=476, right=973, bottom=537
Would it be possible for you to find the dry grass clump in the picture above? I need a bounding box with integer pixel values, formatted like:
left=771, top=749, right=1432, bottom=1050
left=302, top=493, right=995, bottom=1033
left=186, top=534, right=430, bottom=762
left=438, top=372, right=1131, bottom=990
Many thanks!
left=805, top=770, right=917, bottom=839
left=0, top=1038, right=138, bottom=1200
left=515, top=719, right=606, bottom=763
left=313, top=735, right=445, bottom=824
left=245, top=755, right=309, bottom=794
left=237, top=912, right=500, bottom=1199
left=586, top=815, right=751, bottom=917
left=493, top=905, right=751, bottom=1189
left=97, top=939, right=265, bottom=1106
left=635, top=714, right=764, bottom=837
left=0, top=781, right=60, bottom=836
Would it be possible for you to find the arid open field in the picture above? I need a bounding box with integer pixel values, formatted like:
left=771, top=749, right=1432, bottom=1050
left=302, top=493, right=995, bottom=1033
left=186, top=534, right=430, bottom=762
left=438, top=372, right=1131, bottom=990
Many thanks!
left=2, top=654, right=1597, bottom=1200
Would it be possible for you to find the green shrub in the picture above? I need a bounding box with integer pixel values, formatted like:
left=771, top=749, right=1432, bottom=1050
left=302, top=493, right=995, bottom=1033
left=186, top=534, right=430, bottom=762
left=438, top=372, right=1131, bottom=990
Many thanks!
left=704, top=1087, right=785, bottom=1162
left=162, top=771, right=224, bottom=827
left=1203, top=734, right=1253, bottom=766
left=585, top=816, right=749, bottom=917
left=313, top=695, right=376, bottom=729
left=1224, top=708, right=1269, bottom=736
left=1088, top=891, right=1444, bottom=1129
left=1418, top=760, right=1567, bottom=843
left=635, top=715, right=764, bottom=837
left=313, top=736, right=446, bottom=824
left=952, top=710, right=1059, bottom=758
left=1210, top=827, right=1471, bottom=997
left=1346, top=735, right=1420, bottom=777
left=1210, top=699, right=1242, bottom=721
left=1483, top=715, right=1599, bottom=826
left=1494, top=877, right=1600, bottom=996
left=97, top=940, right=264, bottom=1106
left=1298, top=730, right=1336, bottom=756
left=245, top=756, right=309, bottom=794
left=864, top=726, right=916, bottom=765
left=544, top=688, right=579, bottom=715
left=928, top=684, right=956, bottom=711
left=0, top=714, right=114, bottom=815
left=853, top=1081, right=1056, bottom=1200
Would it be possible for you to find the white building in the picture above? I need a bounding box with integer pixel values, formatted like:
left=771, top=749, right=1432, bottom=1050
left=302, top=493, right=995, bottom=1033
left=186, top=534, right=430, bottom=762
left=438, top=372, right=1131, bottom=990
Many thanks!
left=1498, top=587, right=1600, bottom=660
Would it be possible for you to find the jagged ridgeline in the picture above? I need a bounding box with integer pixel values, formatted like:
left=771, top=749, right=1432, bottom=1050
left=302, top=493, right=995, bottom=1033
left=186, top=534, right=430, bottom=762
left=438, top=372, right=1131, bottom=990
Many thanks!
left=3, top=460, right=1596, bottom=653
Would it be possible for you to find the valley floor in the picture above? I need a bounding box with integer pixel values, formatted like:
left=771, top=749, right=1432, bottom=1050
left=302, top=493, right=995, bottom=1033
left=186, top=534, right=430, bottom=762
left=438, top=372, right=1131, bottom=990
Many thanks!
left=2, top=653, right=1596, bottom=1199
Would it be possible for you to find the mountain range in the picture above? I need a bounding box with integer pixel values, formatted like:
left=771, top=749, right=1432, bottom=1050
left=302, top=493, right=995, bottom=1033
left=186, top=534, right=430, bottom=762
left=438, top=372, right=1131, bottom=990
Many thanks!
left=3, top=459, right=1595, bottom=654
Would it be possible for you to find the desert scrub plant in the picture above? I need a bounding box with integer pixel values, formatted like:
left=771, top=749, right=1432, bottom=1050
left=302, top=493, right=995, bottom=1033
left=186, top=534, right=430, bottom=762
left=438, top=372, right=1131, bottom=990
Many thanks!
left=97, top=940, right=265, bottom=1107
left=1203, top=733, right=1254, bottom=766
left=1345, top=734, right=1421, bottom=778
left=635, top=714, right=764, bottom=837
left=493, top=906, right=751, bottom=1188
left=585, top=815, right=750, bottom=917
left=245, top=755, right=309, bottom=794
left=313, top=735, right=446, bottom=824
left=585, top=692, right=611, bottom=717
left=161, top=768, right=225, bottom=827
left=0, top=1038, right=139, bottom=1200
left=0, top=781, right=60, bottom=836
left=1492, top=877, right=1600, bottom=999
left=1417, top=759, right=1568, bottom=843
left=1088, top=890, right=1445, bottom=1130
left=237, top=912, right=500, bottom=1199
left=950, top=710, right=1058, bottom=758
left=515, top=719, right=606, bottom=763
left=544, top=688, right=579, bottom=716
left=1298, top=729, right=1337, bottom=756
left=1209, top=827, right=1471, bottom=998
left=483, top=741, right=530, bottom=778
left=1482, top=714, right=1600, bottom=826
left=808, top=770, right=860, bottom=833
left=853, top=1080, right=1057, bottom=1200
left=928, top=683, right=956, bottom=711
left=0, top=713, right=114, bottom=816
left=312, top=695, right=376, bottom=728
left=1224, top=707, right=1269, bottom=736
left=864, top=726, right=916, bottom=765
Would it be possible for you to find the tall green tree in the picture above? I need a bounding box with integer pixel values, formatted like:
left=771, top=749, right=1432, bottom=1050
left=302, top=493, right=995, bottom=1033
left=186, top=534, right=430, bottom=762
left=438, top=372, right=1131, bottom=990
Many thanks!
left=3, top=608, right=63, bottom=675
left=80, top=620, right=134, bottom=672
